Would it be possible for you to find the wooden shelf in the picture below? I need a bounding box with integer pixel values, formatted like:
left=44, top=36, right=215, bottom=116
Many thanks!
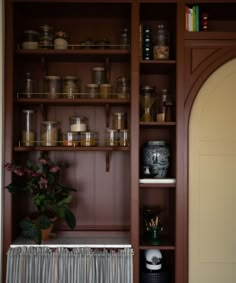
left=11, top=231, right=131, bottom=248
left=140, top=245, right=175, bottom=251
left=16, top=97, right=130, bottom=106
left=184, top=31, right=236, bottom=40
left=140, top=121, right=176, bottom=127
left=14, top=146, right=130, bottom=152
left=139, top=183, right=176, bottom=188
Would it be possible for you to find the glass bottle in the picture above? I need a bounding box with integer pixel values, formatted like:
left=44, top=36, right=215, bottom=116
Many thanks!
left=24, top=72, right=33, bottom=98
left=120, top=27, right=129, bottom=49
left=22, top=110, right=35, bottom=146
left=153, top=23, right=170, bottom=60
left=39, top=24, right=53, bottom=49
left=140, top=86, right=156, bottom=122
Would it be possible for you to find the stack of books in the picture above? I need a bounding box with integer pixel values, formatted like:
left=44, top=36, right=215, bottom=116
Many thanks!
left=185, top=5, right=200, bottom=32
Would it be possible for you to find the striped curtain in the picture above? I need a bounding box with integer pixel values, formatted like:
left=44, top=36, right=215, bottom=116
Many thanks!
left=6, top=247, right=133, bottom=283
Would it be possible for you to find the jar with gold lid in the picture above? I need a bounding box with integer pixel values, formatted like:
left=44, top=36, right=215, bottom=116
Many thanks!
left=112, top=112, right=127, bottom=130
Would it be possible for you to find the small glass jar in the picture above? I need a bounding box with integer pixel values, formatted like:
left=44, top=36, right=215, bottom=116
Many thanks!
left=22, top=109, right=35, bottom=146
left=80, top=131, right=97, bottom=146
left=63, top=76, right=79, bottom=99
left=86, top=83, right=99, bottom=98
left=45, top=76, right=61, bottom=98
left=112, top=112, right=127, bottom=130
left=22, top=30, right=39, bottom=50
left=24, top=72, right=33, bottom=98
left=153, top=23, right=170, bottom=60
left=54, top=31, right=68, bottom=50
left=92, top=67, right=106, bottom=85
left=105, top=128, right=118, bottom=146
left=41, top=121, right=58, bottom=146
left=120, top=28, right=129, bottom=49
left=70, top=116, right=88, bottom=132
left=116, top=76, right=130, bottom=99
left=100, top=83, right=112, bottom=98
left=63, top=131, right=79, bottom=147
left=119, top=129, right=129, bottom=146
left=39, top=24, right=53, bottom=49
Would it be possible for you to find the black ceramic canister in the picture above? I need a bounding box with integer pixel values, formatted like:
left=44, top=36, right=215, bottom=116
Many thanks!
left=141, top=141, right=170, bottom=178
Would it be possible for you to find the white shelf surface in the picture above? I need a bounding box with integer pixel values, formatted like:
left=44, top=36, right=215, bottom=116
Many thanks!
left=11, top=231, right=131, bottom=248
left=139, top=178, right=176, bottom=184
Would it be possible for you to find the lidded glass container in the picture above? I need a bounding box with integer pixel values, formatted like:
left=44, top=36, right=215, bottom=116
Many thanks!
left=80, top=131, right=98, bottom=146
left=100, top=83, right=112, bottom=98
left=86, top=83, right=99, bottom=98
left=40, top=121, right=58, bottom=146
left=112, top=112, right=127, bottom=130
left=63, top=131, right=79, bottom=147
left=105, top=128, right=118, bottom=146
left=119, top=129, right=129, bottom=146
left=63, top=76, right=79, bottom=99
left=70, top=116, right=88, bottom=132
left=140, top=85, right=156, bottom=122
left=45, top=76, right=61, bottom=98
left=92, top=67, right=106, bottom=85
left=21, top=109, right=35, bottom=146
left=116, top=76, right=130, bottom=99
left=22, top=30, right=39, bottom=50
left=153, top=22, right=170, bottom=60
left=54, top=31, right=68, bottom=50
left=39, top=24, right=53, bottom=49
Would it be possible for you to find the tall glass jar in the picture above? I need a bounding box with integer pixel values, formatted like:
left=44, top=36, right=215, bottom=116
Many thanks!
left=40, top=121, right=58, bottom=146
left=112, top=112, right=127, bottom=130
left=153, top=23, right=170, bottom=60
left=63, top=76, right=79, bottom=99
left=39, top=24, right=53, bottom=49
left=22, top=110, right=35, bottom=146
left=45, top=76, right=61, bottom=98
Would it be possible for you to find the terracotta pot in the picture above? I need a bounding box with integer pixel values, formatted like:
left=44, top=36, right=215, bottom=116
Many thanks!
left=40, top=217, right=57, bottom=242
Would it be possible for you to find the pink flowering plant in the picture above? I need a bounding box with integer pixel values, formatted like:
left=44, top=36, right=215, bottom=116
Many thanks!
left=5, top=155, right=76, bottom=244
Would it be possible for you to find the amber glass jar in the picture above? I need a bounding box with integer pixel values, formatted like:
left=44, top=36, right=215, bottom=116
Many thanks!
left=153, top=23, right=170, bottom=60
left=112, top=112, right=127, bottom=130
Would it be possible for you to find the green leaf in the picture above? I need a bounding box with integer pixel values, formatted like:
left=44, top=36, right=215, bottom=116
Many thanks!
left=64, top=208, right=76, bottom=229
left=57, top=195, right=72, bottom=206
left=6, top=183, right=25, bottom=193
left=36, top=214, right=51, bottom=229
left=19, top=218, right=42, bottom=244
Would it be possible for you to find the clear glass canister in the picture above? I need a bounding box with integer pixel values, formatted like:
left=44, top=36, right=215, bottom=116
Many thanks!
left=22, top=30, right=39, bottom=50
left=63, top=76, right=79, bottom=99
left=41, top=121, right=58, bottom=146
left=86, top=83, right=99, bottom=98
left=54, top=31, right=68, bottom=50
left=39, top=24, right=53, bottom=49
left=119, top=129, right=129, bottom=146
left=63, top=131, right=79, bottom=147
left=45, top=76, right=61, bottom=98
left=80, top=131, right=98, bottom=146
left=153, top=23, right=170, bottom=60
left=116, top=76, right=130, bottom=99
left=70, top=116, right=88, bottom=132
left=112, top=112, right=127, bottom=130
left=92, top=67, right=106, bottom=85
left=22, top=109, right=35, bottom=146
left=105, top=128, right=118, bottom=146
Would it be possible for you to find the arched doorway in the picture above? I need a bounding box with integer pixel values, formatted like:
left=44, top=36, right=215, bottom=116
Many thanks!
left=189, top=58, right=236, bottom=283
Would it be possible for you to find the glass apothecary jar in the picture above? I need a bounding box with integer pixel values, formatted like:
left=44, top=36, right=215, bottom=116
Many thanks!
left=116, top=76, right=130, bottom=99
left=41, top=121, right=58, bottom=146
left=39, top=24, right=53, bottom=49
left=21, top=109, right=35, bottom=146
left=86, top=83, right=99, bottom=98
left=92, top=67, right=106, bottom=85
left=63, top=76, right=79, bottom=99
left=100, top=83, right=112, bottom=98
left=80, top=131, right=98, bottom=146
left=54, top=31, right=68, bottom=50
left=105, top=128, right=118, bottom=146
left=45, top=76, right=61, bottom=98
left=63, top=131, right=79, bottom=147
left=70, top=116, right=88, bottom=132
left=112, top=112, right=127, bottom=130
left=119, top=129, right=129, bottom=146
left=22, top=30, right=39, bottom=50
left=153, top=22, right=170, bottom=60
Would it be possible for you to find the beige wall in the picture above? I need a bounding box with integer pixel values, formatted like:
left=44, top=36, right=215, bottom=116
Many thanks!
left=189, top=58, right=236, bottom=283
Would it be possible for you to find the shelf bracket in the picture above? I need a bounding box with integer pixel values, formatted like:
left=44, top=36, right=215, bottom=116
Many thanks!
left=106, top=152, right=110, bottom=172
left=105, top=103, right=110, bottom=128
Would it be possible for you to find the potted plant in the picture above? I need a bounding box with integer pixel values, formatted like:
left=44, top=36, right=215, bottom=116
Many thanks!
left=5, top=154, right=76, bottom=244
